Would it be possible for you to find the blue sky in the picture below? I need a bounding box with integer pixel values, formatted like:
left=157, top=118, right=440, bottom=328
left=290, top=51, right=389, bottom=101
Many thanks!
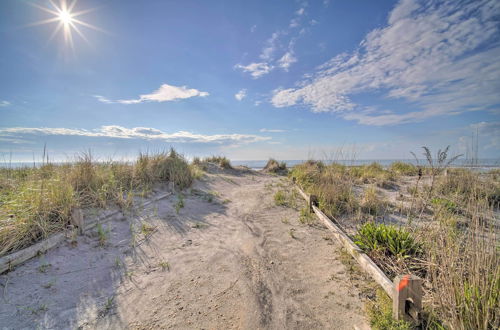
left=0, top=0, right=499, bottom=162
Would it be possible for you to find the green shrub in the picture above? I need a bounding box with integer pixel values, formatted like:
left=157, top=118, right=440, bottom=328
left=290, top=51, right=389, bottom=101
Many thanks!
left=354, top=223, right=422, bottom=259
left=390, top=162, right=419, bottom=176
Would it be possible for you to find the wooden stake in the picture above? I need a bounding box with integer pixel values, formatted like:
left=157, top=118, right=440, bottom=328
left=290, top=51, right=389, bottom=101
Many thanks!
left=393, top=275, right=422, bottom=324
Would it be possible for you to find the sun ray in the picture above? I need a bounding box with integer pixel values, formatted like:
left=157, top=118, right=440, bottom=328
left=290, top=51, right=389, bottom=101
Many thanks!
left=28, top=0, right=101, bottom=48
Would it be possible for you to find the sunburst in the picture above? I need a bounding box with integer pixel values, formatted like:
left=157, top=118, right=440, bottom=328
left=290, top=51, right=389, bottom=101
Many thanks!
left=28, top=0, right=102, bottom=49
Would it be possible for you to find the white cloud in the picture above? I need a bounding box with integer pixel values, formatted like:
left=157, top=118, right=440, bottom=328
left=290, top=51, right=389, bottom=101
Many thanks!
left=234, top=89, right=247, bottom=101
left=0, top=101, right=11, bottom=107
left=95, top=83, right=209, bottom=105
left=296, top=8, right=305, bottom=15
left=260, top=32, right=280, bottom=61
left=260, top=128, right=286, bottom=133
left=235, top=62, right=273, bottom=79
left=278, top=52, right=297, bottom=71
left=0, top=126, right=270, bottom=145
left=271, top=0, right=500, bottom=125
left=250, top=24, right=257, bottom=33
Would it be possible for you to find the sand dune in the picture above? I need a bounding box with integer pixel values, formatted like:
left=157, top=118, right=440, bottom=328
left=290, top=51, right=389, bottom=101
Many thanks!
left=0, top=168, right=369, bottom=329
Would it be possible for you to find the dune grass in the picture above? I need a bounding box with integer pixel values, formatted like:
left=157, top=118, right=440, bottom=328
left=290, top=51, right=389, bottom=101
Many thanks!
left=193, top=155, right=232, bottom=169
left=0, top=149, right=194, bottom=256
left=263, top=158, right=287, bottom=174
left=290, top=150, right=499, bottom=328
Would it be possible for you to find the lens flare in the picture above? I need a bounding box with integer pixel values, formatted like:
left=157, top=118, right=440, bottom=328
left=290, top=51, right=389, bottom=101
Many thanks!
left=28, top=0, right=103, bottom=49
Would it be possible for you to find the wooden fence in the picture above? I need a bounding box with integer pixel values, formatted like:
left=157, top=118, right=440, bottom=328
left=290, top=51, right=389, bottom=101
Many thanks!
left=295, top=182, right=422, bottom=324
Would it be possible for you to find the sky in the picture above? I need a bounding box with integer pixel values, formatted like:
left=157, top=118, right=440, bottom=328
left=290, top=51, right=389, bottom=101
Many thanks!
left=0, top=0, right=499, bottom=162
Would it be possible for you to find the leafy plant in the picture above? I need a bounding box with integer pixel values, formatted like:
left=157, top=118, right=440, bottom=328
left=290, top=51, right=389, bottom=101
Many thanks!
left=354, top=223, right=421, bottom=259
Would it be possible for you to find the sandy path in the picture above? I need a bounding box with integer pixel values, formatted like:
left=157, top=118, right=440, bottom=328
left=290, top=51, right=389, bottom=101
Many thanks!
left=0, top=168, right=369, bottom=329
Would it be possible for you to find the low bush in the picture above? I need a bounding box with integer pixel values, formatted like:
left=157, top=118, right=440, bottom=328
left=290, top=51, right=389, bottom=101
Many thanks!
left=390, top=162, right=419, bottom=176
left=263, top=158, right=287, bottom=174
left=354, top=223, right=422, bottom=260
left=202, top=156, right=232, bottom=169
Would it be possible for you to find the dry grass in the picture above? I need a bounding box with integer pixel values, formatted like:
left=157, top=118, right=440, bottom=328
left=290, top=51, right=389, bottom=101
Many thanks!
left=263, top=158, right=287, bottom=174
left=290, top=152, right=499, bottom=328
left=0, top=149, right=193, bottom=256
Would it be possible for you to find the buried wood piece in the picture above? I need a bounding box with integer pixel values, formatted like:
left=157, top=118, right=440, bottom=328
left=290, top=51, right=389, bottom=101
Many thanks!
left=393, top=275, right=423, bottom=324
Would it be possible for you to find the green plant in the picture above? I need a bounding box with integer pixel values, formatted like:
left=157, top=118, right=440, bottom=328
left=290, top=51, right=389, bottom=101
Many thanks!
left=274, top=190, right=287, bottom=206
left=366, top=289, right=413, bottom=329
left=140, top=222, right=156, bottom=238
left=96, top=223, right=109, bottom=246
left=158, top=260, right=170, bottom=271
left=175, top=194, right=185, bottom=214
left=298, top=207, right=315, bottom=224
left=354, top=223, right=421, bottom=259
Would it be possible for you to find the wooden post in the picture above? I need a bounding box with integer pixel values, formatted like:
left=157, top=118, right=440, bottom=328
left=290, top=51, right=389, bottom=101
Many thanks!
left=309, top=194, right=318, bottom=213
left=70, top=208, right=84, bottom=234
left=393, top=275, right=422, bottom=324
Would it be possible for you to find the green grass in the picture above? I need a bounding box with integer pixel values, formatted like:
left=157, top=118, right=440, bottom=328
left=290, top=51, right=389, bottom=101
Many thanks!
left=0, top=148, right=193, bottom=256
left=366, top=289, right=413, bottom=330
left=175, top=194, right=185, bottom=214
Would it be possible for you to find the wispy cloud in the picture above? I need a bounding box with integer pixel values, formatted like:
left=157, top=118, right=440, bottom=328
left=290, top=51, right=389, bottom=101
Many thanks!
left=95, top=83, right=209, bottom=105
left=0, top=101, right=11, bottom=107
left=260, top=128, right=286, bottom=133
left=235, top=63, right=273, bottom=79
left=236, top=5, right=309, bottom=78
left=271, top=0, right=500, bottom=125
left=0, top=126, right=270, bottom=145
left=235, top=89, right=247, bottom=101
left=278, top=52, right=297, bottom=71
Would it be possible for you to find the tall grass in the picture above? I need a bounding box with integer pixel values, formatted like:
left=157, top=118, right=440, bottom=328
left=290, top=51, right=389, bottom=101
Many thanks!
left=0, top=149, right=193, bottom=256
left=290, top=151, right=499, bottom=328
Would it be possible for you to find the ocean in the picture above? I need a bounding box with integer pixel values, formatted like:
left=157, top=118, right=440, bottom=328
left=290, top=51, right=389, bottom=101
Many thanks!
left=1, top=159, right=499, bottom=172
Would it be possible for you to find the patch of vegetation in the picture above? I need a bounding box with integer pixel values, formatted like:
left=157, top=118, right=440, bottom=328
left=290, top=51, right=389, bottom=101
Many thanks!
left=274, top=190, right=287, bottom=206
left=158, top=260, right=170, bottom=271
left=0, top=148, right=193, bottom=256
left=390, top=162, right=419, bottom=176
left=361, top=186, right=389, bottom=216
left=200, top=156, right=232, bottom=169
left=298, top=207, right=315, bottom=224
left=273, top=189, right=299, bottom=209
left=96, top=223, right=110, bottom=246
left=175, top=194, right=185, bottom=214
left=263, top=158, right=287, bottom=174
left=354, top=223, right=422, bottom=260
left=366, top=289, right=413, bottom=330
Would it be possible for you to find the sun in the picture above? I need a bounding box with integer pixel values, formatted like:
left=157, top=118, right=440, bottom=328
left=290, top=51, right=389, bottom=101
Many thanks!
left=58, top=9, right=73, bottom=25
left=28, top=0, right=102, bottom=49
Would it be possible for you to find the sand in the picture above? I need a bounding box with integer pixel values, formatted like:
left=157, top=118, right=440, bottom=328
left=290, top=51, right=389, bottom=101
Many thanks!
left=0, top=167, right=370, bottom=329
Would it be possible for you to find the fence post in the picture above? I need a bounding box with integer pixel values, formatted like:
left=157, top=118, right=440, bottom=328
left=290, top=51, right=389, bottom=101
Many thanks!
left=393, top=275, right=422, bottom=325
left=309, top=194, right=318, bottom=213
left=70, top=208, right=84, bottom=235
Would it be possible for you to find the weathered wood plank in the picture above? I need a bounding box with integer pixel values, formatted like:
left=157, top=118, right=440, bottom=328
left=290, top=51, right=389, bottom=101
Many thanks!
left=296, top=185, right=393, bottom=297
left=0, top=233, right=65, bottom=274
left=0, top=191, right=173, bottom=274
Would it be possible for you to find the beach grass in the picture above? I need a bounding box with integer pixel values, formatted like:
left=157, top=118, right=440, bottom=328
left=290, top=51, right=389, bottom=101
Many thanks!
left=0, top=148, right=193, bottom=256
left=289, top=150, right=499, bottom=328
